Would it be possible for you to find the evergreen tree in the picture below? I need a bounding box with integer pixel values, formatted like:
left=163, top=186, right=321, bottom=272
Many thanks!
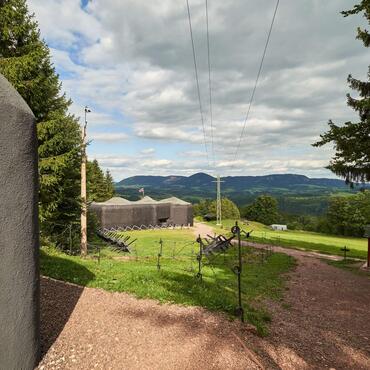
left=0, top=0, right=82, bottom=246
left=104, top=170, right=115, bottom=199
left=87, top=159, right=112, bottom=202
left=86, top=160, right=115, bottom=202
left=313, top=1, right=370, bottom=183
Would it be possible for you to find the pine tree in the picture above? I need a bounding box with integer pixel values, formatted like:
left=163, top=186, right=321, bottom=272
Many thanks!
left=0, top=0, right=82, bottom=246
left=104, top=170, right=115, bottom=199
left=86, top=160, right=115, bottom=202
left=313, top=1, right=370, bottom=184
left=87, top=159, right=109, bottom=202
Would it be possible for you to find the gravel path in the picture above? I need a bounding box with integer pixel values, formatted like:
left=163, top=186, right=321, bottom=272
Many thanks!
left=37, top=224, right=370, bottom=369
left=37, top=278, right=263, bottom=370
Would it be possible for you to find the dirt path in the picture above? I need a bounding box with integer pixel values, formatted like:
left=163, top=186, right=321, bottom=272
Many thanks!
left=37, top=277, right=263, bottom=370
left=248, top=255, right=370, bottom=369
left=37, top=225, right=370, bottom=369
left=192, top=222, right=215, bottom=239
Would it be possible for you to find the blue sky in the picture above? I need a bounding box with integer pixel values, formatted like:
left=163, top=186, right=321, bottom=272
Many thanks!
left=27, top=0, right=368, bottom=181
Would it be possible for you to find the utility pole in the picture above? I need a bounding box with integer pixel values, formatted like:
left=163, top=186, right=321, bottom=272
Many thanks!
left=81, top=106, right=90, bottom=257
left=213, top=175, right=224, bottom=226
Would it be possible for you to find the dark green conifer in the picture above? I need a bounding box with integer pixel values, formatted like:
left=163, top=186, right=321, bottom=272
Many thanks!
left=314, top=1, right=370, bottom=183
left=0, top=0, right=81, bottom=245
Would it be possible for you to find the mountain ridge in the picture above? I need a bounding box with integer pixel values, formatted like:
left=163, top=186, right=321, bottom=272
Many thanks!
left=115, top=172, right=368, bottom=215
left=116, top=172, right=347, bottom=189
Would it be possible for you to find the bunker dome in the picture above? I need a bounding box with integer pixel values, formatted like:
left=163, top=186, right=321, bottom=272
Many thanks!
left=90, top=196, right=193, bottom=228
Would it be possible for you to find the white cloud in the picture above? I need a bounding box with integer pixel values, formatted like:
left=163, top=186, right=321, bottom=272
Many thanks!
left=28, top=0, right=104, bottom=47
left=141, top=148, right=156, bottom=155
left=29, top=0, right=367, bottom=178
left=89, top=132, right=129, bottom=142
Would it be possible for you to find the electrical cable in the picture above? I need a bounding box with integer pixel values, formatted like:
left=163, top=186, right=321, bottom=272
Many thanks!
left=185, top=0, right=211, bottom=168
left=206, top=0, right=216, bottom=167
left=234, top=0, right=280, bottom=161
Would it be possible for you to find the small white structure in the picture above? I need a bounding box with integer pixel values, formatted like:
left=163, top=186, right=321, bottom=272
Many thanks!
left=270, top=224, right=288, bottom=231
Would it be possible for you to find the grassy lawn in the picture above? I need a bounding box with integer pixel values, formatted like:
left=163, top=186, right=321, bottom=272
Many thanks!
left=40, top=228, right=295, bottom=336
left=116, top=228, right=196, bottom=257
left=207, top=220, right=368, bottom=260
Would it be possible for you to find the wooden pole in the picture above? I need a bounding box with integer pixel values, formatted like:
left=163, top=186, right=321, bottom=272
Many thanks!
left=367, top=237, right=370, bottom=268
left=80, top=107, right=89, bottom=257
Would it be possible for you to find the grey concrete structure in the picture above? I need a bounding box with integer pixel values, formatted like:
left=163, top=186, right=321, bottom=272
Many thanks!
left=91, top=196, right=193, bottom=229
left=0, top=75, right=40, bottom=369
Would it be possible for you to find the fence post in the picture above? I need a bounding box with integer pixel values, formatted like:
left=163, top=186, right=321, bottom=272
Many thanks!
left=157, top=238, right=163, bottom=271
left=196, top=235, right=203, bottom=281
left=232, top=221, right=244, bottom=323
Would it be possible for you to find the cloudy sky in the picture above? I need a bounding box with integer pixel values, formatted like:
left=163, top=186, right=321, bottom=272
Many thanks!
left=28, top=0, right=367, bottom=180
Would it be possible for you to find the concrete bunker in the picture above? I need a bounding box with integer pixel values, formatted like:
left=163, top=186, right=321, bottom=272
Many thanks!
left=91, top=196, right=193, bottom=229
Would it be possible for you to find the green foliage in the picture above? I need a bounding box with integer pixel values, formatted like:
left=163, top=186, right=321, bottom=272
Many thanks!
left=314, top=1, right=370, bottom=183
left=87, top=159, right=115, bottom=202
left=325, top=191, right=370, bottom=237
left=105, top=170, right=115, bottom=198
left=281, top=214, right=319, bottom=232
left=276, top=192, right=370, bottom=237
left=193, top=198, right=213, bottom=217
left=194, top=197, right=240, bottom=220
left=277, top=195, right=330, bottom=216
left=242, top=195, right=279, bottom=225
left=0, top=0, right=82, bottom=247
left=87, top=211, right=100, bottom=241
left=342, top=0, right=370, bottom=47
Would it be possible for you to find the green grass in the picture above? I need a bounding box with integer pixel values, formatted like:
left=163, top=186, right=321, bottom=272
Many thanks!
left=207, top=220, right=368, bottom=259
left=40, top=228, right=295, bottom=336
left=116, top=228, right=196, bottom=257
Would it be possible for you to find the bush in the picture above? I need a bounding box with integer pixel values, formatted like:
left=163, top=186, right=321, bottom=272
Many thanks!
left=194, top=197, right=240, bottom=220
left=241, top=195, right=279, bottom=225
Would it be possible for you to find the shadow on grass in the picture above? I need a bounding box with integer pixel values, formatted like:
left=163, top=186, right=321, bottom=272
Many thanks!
left=39, top=250, right=95, bottom=359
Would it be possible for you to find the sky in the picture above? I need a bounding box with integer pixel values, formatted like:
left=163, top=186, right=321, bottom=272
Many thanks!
left=27, top=0, right=368, bottom=181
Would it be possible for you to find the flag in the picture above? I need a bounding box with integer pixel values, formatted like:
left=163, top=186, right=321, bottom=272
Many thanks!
left=139, top=188, right=144, bottom=193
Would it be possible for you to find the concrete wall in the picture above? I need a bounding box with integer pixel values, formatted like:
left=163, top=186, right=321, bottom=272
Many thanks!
left=170, top=205, right=193, bottom=226
left=92, top=204, right=159, bottom=228
left=91, top=202, right=193, bottom=228
left=155, top=203, right=171, bottom=222
left=0, top=75, right=40, bottom=369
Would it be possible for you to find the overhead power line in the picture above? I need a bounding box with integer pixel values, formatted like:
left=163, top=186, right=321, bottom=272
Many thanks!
left=234, top=0, right=280, bottom=161
left=206, top=0, right=215, bottom=167
left=185, top=0, right=211, bottom=168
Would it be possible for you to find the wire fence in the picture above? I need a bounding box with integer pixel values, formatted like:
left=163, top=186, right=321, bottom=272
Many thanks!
left=100, top=224, right=192, bottom=232
left=96, top=225, right=276, bottom=323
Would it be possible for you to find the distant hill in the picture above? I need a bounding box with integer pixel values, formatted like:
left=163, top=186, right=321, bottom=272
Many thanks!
left=117, top=172, right=346, bottom=190
left=115, top=172, right=366, bottom=216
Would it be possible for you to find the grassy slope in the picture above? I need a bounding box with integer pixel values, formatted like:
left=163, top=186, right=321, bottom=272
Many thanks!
left=208, top=220, right=367, bottom=259
left=40, top=228, right=295, bottom=335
